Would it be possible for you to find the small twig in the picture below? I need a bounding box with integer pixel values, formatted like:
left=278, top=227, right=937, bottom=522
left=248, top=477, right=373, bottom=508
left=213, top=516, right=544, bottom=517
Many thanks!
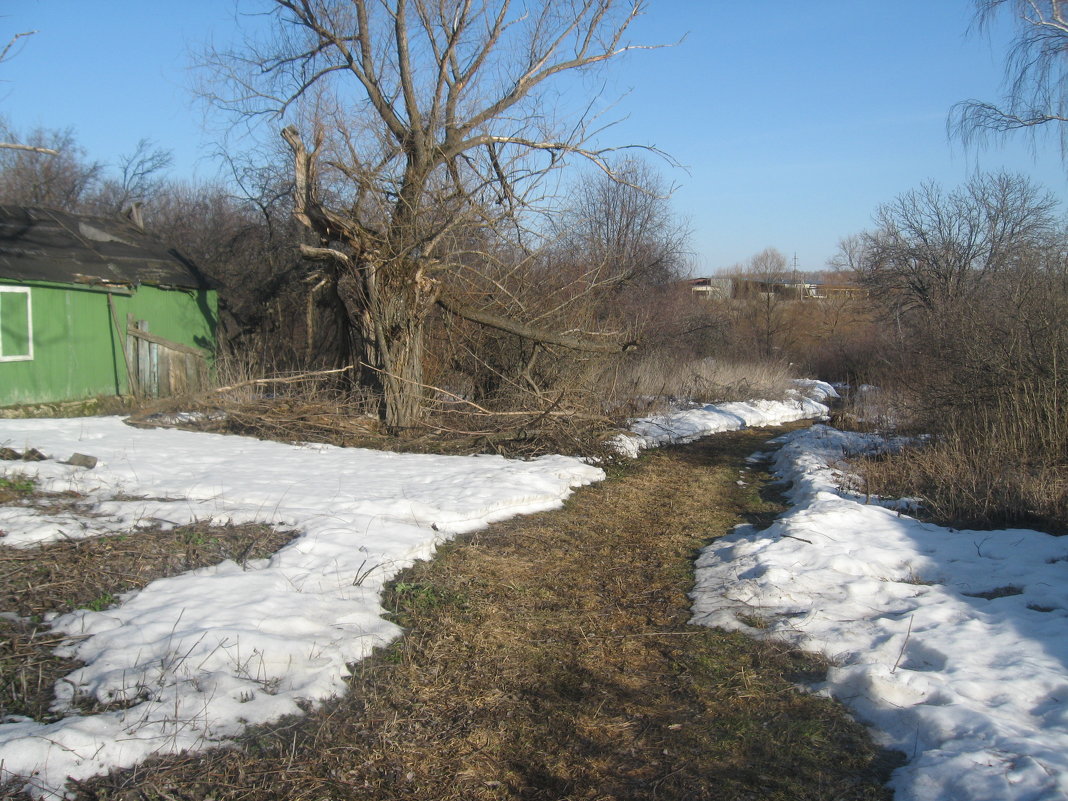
left=352, top=559, right=383, bottom=587
left=781, top=534, right=813, bottom=544
left=362, top=361, right=609, bottom=421
left=212, top=365, right=355, bottom=394
left=891, top=614, right=914, bottom=674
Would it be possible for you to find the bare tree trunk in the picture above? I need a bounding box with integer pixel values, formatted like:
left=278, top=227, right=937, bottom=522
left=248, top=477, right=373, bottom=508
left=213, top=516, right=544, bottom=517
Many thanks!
left=283, top=126, right=431, bottom=432
left=360, top=265, right=436, bottom=431
left=378, top=316, right=425, bottom=431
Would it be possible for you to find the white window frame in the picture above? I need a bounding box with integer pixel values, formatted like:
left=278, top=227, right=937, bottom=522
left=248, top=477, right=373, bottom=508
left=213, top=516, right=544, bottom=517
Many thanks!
left=0, top=286, right=34, bottom=362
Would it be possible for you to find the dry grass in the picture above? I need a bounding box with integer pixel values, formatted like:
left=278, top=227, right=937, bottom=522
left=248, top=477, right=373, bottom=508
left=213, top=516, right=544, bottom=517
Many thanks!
left=141, top=396, right=384, bottom=447
left=51, top=424, right=897, bottom=801
left=0, top=474, right=39, bottom=505
left=832, top=380, right=1068, bottom=534
left=859, top=437, right=1068, bottom=535
left=829, top=384, right=915, bottom=434
left=118, top=347, right=797, bottom=460
left=605, top=356, right=795, bottom=414
left=0, top=518, right=296, bottom=723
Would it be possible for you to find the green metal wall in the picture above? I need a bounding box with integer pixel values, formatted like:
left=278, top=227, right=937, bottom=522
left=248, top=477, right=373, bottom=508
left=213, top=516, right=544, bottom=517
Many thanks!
left=0, top=280, right=217, bottom=407
left=126, top=284, right=218, bottom=354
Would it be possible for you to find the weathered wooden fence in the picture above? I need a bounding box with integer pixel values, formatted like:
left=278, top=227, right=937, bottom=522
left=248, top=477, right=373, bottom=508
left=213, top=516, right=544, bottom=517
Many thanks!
left=126, top=320, right=210, bottom=398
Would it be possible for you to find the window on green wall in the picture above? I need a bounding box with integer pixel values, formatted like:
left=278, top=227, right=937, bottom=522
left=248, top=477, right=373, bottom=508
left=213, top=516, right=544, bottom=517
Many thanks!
left=0, top=287, right=33, bottom=362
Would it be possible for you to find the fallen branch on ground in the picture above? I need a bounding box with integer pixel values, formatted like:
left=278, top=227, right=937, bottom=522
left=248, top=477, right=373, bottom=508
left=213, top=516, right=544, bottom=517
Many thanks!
left=212, top=365, right=355, bottom=394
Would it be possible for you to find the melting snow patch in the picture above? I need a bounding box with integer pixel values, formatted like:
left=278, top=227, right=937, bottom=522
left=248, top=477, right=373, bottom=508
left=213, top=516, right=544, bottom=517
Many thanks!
left=691, top=424, right=1068, bottom=801
left=611, top=379, right=838, bottom=457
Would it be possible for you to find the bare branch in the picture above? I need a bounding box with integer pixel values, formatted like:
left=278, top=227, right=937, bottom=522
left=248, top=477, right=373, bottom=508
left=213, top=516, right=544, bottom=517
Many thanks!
left=0, top=30, right=36, bottom=64
left=437, top=292, right=637, bottom=353
left=299, top=243, right=354, bottom=266
left=953, top=1, right=1068, bottom=161
left=459, top=1, right=654, bottom=137
left=213, top=365, right=355, bottom=394
left=0, top=142, right=59, bottom=156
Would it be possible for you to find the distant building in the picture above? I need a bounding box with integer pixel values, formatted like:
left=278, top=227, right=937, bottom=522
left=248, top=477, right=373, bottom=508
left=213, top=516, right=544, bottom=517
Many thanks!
left=686, top=276, right=733, bottom=298
left=810, top=282, right=866, bottom=300
left=686, top=275, right=830, bottom=301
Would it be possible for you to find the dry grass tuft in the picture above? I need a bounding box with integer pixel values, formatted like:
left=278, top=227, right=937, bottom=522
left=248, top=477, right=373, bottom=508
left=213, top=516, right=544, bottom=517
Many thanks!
left=859, top=439, right=1068, bottom=535
left=606, top=356, right=795, bottom=415
left=833, top=382, right=1068, bottom=534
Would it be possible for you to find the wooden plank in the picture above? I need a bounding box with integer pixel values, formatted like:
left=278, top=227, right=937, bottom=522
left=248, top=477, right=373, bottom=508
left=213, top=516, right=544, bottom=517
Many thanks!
left=137, top=326, right=152, bottom=398
left=126, top=326, right=209, bottom=357
left=148, top=340, right=160, bottom=398
left=126, top=313, right=139, bottom=397
left=106, top=293, right=139, bottom=398
left=158, top=345, right=173, bottom=396
left=189, top=351, right=208, bottom=392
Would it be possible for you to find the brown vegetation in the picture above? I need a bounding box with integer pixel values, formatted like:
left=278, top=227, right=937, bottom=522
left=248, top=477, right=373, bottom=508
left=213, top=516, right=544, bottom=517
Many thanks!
left=838, top=172, right=1068, bottom=534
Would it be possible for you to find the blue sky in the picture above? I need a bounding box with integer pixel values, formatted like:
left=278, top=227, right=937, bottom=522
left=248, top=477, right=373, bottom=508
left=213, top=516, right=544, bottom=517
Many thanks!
left=3, top=1, right=1065, bottom=273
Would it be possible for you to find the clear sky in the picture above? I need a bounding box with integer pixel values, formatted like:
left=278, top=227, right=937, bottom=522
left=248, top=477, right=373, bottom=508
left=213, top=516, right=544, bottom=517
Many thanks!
left=3, top=0, right=1066, bottom=273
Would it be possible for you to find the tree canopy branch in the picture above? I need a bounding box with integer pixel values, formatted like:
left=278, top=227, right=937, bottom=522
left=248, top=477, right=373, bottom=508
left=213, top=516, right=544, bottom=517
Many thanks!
left=0, top=142, right=59, bottom=156
left=437, top=292, right=637, bottom=353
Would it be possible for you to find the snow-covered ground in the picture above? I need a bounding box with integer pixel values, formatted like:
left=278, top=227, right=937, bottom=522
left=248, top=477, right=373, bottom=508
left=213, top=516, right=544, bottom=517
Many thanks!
left=0, top=384, right=834, bottom=798
left=692, top=425, right=1068, bottom=801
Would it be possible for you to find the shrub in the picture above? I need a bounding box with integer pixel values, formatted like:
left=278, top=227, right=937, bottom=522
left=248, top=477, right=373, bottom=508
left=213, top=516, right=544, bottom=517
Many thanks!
left=847, top=172, right=1068, bottom=533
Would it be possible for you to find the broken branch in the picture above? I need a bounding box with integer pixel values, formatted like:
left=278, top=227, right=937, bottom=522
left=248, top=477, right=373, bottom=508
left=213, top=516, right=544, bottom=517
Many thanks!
left=436, top=293, right=637, bottom=353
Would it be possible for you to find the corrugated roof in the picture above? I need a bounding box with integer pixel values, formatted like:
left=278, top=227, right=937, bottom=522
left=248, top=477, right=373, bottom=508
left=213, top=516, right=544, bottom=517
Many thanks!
left=0, top=205, right=210, bottom=290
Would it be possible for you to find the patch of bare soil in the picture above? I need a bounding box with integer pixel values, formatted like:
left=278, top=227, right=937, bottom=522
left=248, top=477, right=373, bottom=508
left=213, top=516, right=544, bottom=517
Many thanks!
left=0, top=521, right=296, bottom=723
left=9, top=424, right=899, bottom=800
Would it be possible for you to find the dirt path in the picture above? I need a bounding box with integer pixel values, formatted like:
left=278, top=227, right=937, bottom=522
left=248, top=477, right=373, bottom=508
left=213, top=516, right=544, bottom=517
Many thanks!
left=70, top=424, right=895, bottom=801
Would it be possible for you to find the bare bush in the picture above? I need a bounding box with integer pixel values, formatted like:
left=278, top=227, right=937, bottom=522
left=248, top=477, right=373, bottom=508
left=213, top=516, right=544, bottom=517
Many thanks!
left=0, top=121, right=103, bottom=210
left=849, top=171, right=1068, bottom=532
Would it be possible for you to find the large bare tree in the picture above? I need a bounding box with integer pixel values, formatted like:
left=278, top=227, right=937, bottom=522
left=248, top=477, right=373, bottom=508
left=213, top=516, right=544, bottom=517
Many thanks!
left=727, top=247, right=798, bottom=360
left=555, top=158, right=688, bottom=289
left=208, top=0, right=654, bottom=431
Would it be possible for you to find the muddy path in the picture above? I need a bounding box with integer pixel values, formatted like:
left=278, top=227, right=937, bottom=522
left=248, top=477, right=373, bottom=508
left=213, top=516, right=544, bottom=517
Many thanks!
left=67, top=423, right=895, bottom=801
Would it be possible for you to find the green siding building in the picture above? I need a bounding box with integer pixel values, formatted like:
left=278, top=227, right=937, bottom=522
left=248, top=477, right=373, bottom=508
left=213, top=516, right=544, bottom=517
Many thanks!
left=0, top=205, right=218, bottom=408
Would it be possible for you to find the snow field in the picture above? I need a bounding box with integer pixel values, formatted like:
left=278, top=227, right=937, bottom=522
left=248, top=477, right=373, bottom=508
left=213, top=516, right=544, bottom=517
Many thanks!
left=691, top=424, right=1068, bottom=801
